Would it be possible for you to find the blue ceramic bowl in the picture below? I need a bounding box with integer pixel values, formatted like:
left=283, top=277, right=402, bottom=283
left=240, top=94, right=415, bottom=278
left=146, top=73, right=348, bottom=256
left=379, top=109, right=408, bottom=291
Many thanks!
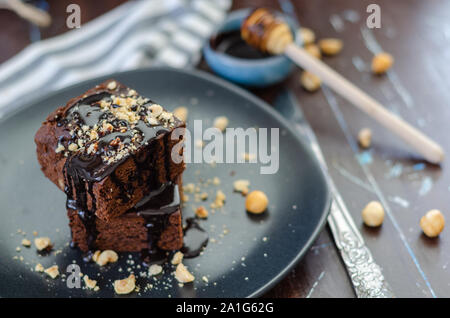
left=203, top=9, right=301, bottom=87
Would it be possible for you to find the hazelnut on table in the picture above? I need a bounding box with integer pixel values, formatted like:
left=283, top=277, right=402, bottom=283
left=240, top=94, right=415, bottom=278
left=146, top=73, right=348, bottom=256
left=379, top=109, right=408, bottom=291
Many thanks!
left=304, top=44, right=321, bottom=59
left=318, top=38, right=343, bottom=55
left=420, top=209, right=445, bottom=238
left=300, top=71, right=321, bottom=92
left=358, top=128, right=372, bottom=148
left=371, top=52, right=394, bottom=74
left=362, top=201, right=384, bottom=227
left=300, top=27, right=315, bottom=45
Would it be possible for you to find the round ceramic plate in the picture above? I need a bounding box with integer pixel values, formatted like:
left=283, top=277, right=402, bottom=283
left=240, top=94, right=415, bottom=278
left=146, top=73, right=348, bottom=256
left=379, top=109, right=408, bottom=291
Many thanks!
left=0, top=67, right=330, bottom=297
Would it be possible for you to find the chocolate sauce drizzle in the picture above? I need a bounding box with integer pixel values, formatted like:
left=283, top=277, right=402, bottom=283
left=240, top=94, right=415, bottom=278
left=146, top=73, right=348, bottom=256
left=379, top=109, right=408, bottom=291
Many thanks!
left=136, top=182, right=180, bottom=265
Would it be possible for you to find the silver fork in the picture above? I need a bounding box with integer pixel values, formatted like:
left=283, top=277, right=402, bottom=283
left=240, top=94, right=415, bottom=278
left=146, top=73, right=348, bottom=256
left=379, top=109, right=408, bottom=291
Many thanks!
left=274, top=89, right=394, bottom=298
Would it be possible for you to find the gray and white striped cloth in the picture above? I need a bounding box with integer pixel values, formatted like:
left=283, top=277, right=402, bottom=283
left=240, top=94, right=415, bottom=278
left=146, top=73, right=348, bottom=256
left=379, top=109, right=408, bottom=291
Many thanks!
left=0, top=0, right=232, bottom=119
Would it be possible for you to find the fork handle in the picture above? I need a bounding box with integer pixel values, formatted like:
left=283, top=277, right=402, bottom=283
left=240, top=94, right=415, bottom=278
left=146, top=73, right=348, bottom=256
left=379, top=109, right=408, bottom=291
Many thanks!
left=328, top=198, right=395, bottom=298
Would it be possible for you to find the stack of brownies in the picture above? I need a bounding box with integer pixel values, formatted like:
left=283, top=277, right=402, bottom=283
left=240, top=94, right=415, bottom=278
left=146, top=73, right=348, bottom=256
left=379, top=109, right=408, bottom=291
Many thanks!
left=34, top=80, right=185, bottom=258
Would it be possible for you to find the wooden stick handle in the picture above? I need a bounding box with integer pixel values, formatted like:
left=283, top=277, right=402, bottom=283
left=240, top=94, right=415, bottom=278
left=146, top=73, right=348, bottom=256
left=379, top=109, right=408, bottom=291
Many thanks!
left=284, top=43, right=444, bottom=164
left=6, top=0, right=52, bottom=28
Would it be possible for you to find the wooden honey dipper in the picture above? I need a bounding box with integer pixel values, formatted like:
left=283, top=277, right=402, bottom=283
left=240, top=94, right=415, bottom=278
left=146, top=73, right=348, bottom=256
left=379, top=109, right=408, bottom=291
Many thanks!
left=241, top=8, right=444, bottom=164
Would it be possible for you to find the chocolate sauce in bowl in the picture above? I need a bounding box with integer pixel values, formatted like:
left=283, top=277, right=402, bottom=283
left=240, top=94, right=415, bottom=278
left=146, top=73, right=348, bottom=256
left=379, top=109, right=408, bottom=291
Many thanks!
left=210, top=30, right=271, bottom=59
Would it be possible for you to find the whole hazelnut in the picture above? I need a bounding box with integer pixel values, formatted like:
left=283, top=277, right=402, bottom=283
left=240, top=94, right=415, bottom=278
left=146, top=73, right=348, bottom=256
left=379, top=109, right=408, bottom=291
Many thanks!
left=358, top=128, right=372, bottom=148
left=420, top=209, right=445, bottom=238
left=362, top=201, right=384, bottom=227
left=245, top=190, right=269, bottom=214
left=371, top=52, right=394, bottom=74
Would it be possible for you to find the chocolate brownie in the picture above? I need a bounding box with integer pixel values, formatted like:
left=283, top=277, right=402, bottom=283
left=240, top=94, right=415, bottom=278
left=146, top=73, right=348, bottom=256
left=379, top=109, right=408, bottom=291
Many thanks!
left=68, top=180, right=183, bottom=253
left=35, top=80, right=186, bottom=221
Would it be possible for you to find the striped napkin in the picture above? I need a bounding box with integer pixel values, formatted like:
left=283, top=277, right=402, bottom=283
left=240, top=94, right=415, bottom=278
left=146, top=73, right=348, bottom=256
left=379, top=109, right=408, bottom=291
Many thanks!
left=0, top=0, right=232, bottom=119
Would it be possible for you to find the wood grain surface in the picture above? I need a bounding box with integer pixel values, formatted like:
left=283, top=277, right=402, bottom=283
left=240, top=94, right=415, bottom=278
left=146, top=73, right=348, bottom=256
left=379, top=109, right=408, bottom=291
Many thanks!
left=1, top=0, right=449, bottom=298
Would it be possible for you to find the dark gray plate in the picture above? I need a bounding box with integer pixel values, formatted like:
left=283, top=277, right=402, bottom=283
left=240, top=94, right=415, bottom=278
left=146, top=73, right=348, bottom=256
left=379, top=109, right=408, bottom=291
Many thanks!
left=0, top=67, right=330, bottom=298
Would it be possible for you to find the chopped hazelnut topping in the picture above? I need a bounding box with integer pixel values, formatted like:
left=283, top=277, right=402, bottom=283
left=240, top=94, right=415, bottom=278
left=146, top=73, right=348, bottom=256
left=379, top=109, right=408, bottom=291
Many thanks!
left=213, top=116, right=228, bottom=132
left=34, top=237, right=52, bottom=251
left=21, top=238, right=31, bottom=247
left=211, top=190, right=226, bottom=209
left=147, top=117, right=159, bottom=125
left=114, top=274, right=136, bottom=295
left=55, top=144, right=65, bottom=153
left=35, top=263, right=44, bottom=272
left=171, top=251, right=184, bottom=265
left=174, top=263, right=195, bottom=283
left=149, top=104, right=163, bottom=117
left=44, top=265, right=59, bottom=279
left=92, top=250, right=101, bottom=262
left=83, top=275, right=98, bottom=289
left=173, top=106, right=188, bottom=122
left=234, top=179, right=250, bottom=195
left=148, top=264, right=163, bottom=276
left=58, top=84, right=177, bottom=165
left=95, top=250, right=118, bottom=266
left=195, top=206, right=209, bottom=219
left=68, top=143, right=78, bottom=152
left=107, top=81, right=117, bottom=90
left=89, top=130, right=98, bottom=141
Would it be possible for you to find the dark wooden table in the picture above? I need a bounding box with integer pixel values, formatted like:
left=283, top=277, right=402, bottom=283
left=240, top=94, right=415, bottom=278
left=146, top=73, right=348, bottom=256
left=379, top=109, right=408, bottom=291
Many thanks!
left=2, top=0, right=449, bottom=298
